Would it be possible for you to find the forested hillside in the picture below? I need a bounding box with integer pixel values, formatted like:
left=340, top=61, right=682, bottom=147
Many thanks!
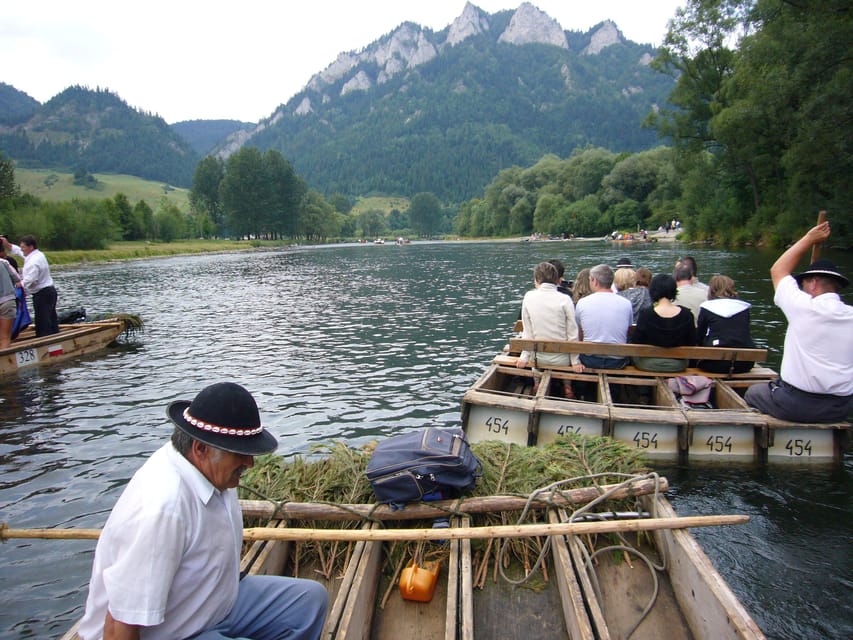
left=0, top=86, right=199, bottom=187
left=0, top=83, right=39, bottom=126
left=457, top=0, right=853, bottom=248
left=245, top=15, right=672, bottom=202
left=171, top=119, right=255, bottom=155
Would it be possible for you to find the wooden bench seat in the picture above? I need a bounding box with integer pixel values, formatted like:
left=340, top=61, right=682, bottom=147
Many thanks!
left=504, top=339, right=769, bottom=379
left=493, top=353, right=774, bottom=380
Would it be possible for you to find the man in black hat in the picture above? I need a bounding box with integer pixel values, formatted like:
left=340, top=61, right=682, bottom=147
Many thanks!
left=745, top=221, right=853, bottom=422
left=77, top=382, right=328, bottom=640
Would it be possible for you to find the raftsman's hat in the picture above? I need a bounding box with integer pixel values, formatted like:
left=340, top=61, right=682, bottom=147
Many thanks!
left=794, top=259, right=849, bottom=288
left=167, top=382, right=278, bottom=455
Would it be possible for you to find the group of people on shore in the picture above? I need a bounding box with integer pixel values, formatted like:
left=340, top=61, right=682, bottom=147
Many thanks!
left=0, top=234, right=59, bottom=348
left=517, top=222, right=852, bottom=423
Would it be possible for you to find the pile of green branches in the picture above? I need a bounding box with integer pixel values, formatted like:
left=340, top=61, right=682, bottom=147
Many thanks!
left=239, top=434, right=649, bottom=584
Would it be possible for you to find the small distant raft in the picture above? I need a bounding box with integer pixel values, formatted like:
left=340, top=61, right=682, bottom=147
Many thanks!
left=0, top=314, right=142, bottom=378
left=462, top=331, right=850, bottom=463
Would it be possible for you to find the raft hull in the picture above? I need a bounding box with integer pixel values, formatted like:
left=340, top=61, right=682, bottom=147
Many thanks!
left=0, top=321, right=129, bottom=378
left=462, top=362, right=849, bottom=463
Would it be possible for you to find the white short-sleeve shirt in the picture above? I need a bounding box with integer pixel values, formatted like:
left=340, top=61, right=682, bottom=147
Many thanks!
left=775, top=275, right=853, bottom=396
left=78, top=443, right=243, bottom=640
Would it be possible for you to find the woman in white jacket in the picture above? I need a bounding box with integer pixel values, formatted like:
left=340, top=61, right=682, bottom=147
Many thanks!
left=695, top=275, right=755, bottom=373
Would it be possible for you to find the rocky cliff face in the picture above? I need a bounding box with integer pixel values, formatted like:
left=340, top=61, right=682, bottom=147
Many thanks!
left=250, top=2, right=653, bottom=132
left=446, top=2, right=490, bottom=46
left=497, top=2, right=568, bottom=49
left=582, top=21, right=622, bottom=55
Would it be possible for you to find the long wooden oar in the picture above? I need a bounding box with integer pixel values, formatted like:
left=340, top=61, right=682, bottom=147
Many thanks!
left=1, top=514, right=747, bottom=542
left=811, top=210, right=827, bottom=262
left=238, top=476, right=668, bottom=521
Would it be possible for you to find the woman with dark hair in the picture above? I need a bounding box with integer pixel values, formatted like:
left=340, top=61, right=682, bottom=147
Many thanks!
left=695, top=275, right=755, bottom=373
left=631, top=273, right=696, bottom=371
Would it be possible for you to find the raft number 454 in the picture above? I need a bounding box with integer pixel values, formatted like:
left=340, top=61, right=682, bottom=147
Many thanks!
left=633, top=431, right=658, bottom=449
left=484, top=416, right=510, bottom=435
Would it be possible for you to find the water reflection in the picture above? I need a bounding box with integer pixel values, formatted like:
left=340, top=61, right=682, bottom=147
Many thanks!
left=0, top=240, right=850, bottom=638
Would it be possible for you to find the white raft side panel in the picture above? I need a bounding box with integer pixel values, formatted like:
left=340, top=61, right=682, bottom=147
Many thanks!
left=612, top=420, right=679, bottom=459
left=465, top=404, right=529, bottom=446
left=537, top=413, right=606, bottom=446
left=688, top=424, right=755, bottom=459
left=766, top=427, right=835, bottom=460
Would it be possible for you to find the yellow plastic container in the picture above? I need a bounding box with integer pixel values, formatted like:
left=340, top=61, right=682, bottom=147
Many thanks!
left=399, top=560, right=440, bottom=602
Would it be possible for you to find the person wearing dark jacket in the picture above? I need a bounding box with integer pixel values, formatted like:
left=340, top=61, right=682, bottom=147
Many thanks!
left=696, top=275, right=755, bottom=373
left=631, top=273, right=696, bottom=372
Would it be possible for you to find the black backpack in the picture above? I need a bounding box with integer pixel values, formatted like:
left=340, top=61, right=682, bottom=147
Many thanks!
left=366, top=427, right=481, bottom=509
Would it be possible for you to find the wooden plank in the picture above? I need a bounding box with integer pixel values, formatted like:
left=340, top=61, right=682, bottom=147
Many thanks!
left=644, top=495, right=765, bottom=639
left=560, top=509, right=611, bottom=640
left=238, top=478, right=670, bottom=521
left=443, top=521, right=472, bottom=640
left=548, top=510, right=595, bottom=640
left=240, top=519, right=291, bottom=576
left=459, top=516, right=474, bottom=640
left=508, top=339, right=767, bottom=363
left=58, top=623, right=80, bottom=640
left=334, top=523, right=383, bottom=640
left=322, top=523, right=376, bottom=640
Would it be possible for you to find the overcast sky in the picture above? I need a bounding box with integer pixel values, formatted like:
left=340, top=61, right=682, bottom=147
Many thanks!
left=3, top=1, right=684, bottom=124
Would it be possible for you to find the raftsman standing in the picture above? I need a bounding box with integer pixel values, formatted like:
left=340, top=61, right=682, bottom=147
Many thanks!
left=3, top=234, right=59, bottom=336
left=745, top=221, right=853, bottom=422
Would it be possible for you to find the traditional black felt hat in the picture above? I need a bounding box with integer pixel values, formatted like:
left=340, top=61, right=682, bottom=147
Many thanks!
left=793, top=258, right=849, bottom=288
left=615, top=257, right=633, bottom=268
left=167, top=382, right=278, bottom=455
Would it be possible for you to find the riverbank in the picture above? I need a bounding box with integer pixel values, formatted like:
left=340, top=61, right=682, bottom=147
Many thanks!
left=44, top=231, right=687, bottom=268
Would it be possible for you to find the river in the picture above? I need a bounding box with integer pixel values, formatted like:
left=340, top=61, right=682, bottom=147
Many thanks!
left=0, top=240, right=850, bottom=639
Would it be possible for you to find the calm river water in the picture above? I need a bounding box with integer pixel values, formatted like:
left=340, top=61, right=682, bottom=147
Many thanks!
left=1, top=240, right=850, bottom=639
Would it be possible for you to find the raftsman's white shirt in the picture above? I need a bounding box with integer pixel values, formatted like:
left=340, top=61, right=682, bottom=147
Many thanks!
left=11, top=245, right=54, bottom=293
left=78, top=443, right=242, bottom=640
left=775, top=275, right=853, bottom=396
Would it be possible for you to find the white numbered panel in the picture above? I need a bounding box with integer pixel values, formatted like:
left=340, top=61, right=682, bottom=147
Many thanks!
left=537, top=413, right=605, bottom=446
left=767, top=428, right=835, bottom=460
left=612, top=421, right=679, bottom=459
left=689, top=425, right=755, bottom=459
left=15, top=348, right=39, bottom=369
left=465, top=405, right=529, bottom=446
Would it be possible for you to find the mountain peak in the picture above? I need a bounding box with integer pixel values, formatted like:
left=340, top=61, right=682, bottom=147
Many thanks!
left=498, top=2, right=568, bottom=49
left=446, top=2, right=491, bottom=46
left=582, top=20, right=623, bottom=55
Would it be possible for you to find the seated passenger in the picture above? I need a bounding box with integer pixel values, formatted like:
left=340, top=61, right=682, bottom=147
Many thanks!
left=571, top=267, right=592, bottom=305
left=696, top=275, right=755, bottom=374
left=575, top=264, right=633, bottom=369
left=615, top=267, right=652, bottom=326
left=631, top=273, right=696, bottom=372
left=516, top=261, right=580, bottom=398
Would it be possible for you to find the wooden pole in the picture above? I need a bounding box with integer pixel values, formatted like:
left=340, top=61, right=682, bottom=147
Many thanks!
left=811, top=210, right=827, bottom=263
left=1, top=514, right=748, bottom=542
left=238, top=476, right=668, bottom=521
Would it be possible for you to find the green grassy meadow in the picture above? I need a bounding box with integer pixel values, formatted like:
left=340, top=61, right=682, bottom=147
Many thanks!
left=351, top=195, right=410, bottom=215
left=15, top=168, right=190, bottom=210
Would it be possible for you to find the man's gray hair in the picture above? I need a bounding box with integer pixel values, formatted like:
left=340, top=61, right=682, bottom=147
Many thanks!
left=171, top=427, right=195, bottom=457
left=590, top=263, right=614, bottom=288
